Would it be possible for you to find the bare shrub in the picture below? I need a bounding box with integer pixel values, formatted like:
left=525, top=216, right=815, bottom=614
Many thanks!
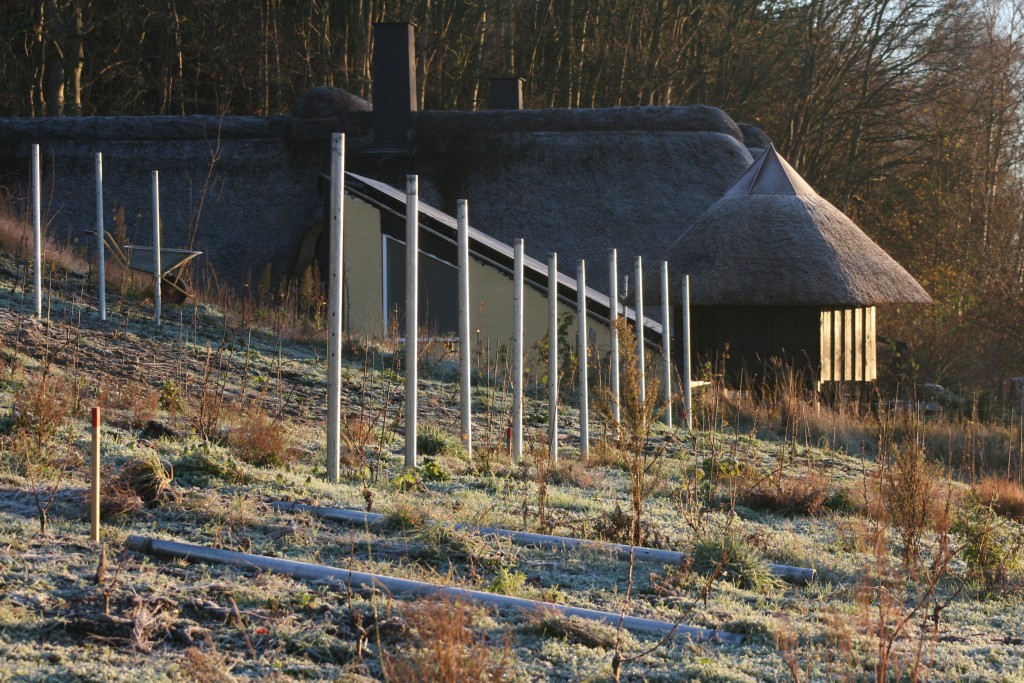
left=737, top=468, right=831, bottom=516
left=10, top=369, right=75, bottom=533
left=382, top=599, right=515, bottom=683
left=880, top=440, right=942, bottom=566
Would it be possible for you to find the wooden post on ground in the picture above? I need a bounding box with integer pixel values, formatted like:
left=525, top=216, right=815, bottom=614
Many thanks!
left=405, top=175, right=419, bottom=469
left=577, top=260, right=589, bottom=459
left=31, top=144, right=42, bottom=318
left=548, top=252, right=559, bottom=463
left=457, top=199, right=472, bottom=461
left=326, top=133, right=345, bottom=483
left=151, top=171, right=162, bottom=326
left=90, top=407, right=101, bottom=543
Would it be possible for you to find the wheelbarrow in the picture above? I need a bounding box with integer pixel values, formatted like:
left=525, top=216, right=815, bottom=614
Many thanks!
left=88, top=230, right=202, bottom=304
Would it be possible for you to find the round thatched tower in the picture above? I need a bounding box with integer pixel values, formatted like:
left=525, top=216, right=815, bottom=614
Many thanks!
left=656, top=144, right=931, bottom=386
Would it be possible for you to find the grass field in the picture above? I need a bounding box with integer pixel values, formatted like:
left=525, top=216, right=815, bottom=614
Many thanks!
left=1, top=251, right=1024, bottom=682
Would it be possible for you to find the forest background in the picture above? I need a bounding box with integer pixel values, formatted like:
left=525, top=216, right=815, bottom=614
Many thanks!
left=3, top=0, right=1024, bottom=407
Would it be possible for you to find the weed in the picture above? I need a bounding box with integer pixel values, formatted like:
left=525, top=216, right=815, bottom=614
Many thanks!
left=227, top=410, right=288, bottom=467
left=880, top=439, right=940, bottom=566
left=952, top=499, right=1024, bottom=597
left=488, top=567, right=527, bottom=596
left=118, top=452, right=174, bottom=505
left=417, top=426, right=463, bottom=458
left=9, top=367, right=75, bottom=533
left=420, top=459, right=450, bottom=483
left=691, top=531, right=781, bottom=593
left=159, top=380, right=184, bottom=414
left=383, top=502, right=427, bottom=531
left=382, top=599, right=516, bottom=683
left=974, top=476, right=1024, bottom=520
left=737, top=468, right=831, bottom=516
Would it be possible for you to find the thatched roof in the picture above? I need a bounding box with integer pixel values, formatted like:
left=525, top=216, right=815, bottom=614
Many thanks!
left=654, top=145, right=932, bottom=306
left=404, top=106, right=756, bottom=294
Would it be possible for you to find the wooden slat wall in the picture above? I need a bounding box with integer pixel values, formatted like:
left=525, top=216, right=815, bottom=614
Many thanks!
left=819, top=306, right=877, bottom=383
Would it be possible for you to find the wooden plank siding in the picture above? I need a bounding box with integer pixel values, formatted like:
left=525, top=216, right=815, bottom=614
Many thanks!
left=675, top=305, right=877, bottom=387
left=819, top=306, right=877, bottom=383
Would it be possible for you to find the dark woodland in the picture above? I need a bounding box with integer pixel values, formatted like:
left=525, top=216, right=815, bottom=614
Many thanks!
left=5, top=0, right=1024, bottom=402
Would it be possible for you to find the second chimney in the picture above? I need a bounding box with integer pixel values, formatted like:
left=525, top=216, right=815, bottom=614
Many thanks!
left=372, top=22, right=417, bottom=149
left=489, top=77, right=524, bottom=110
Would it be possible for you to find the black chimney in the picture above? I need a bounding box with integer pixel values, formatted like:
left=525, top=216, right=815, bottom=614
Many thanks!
left=489, top=77, right=524, bottom=110
left=372, top=22, right=417, bottom=149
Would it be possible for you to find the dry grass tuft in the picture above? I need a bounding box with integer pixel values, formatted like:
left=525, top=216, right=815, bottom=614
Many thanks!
left=737, top=468, right=832, bottom=516
left=382, top=599, right=515, bottom=683
left=227, top=410, right=288, bottom=467
left=0, top=205, right=90, bottom=274
left=974, top=476, right=1024, bottom=520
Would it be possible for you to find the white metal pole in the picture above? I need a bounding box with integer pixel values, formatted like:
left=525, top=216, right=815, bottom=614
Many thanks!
left=512, top=239, right=524, bottom=462
left=577, top=260, right=589, bottom=459
left=457, top=199, right=472, bottom=461
left=151, top=171, right=162, bottom=326
left=661, top=260, right=672, bottom=428
left=326, top=133, right=345, bottom=483
left=609, top=248, right=620, bottom=432
left=635, top=256, right=645, bottom=404
left=95, top=153, right=106, bottom=321
left=405, top=175, right=419, bottom=469
left=31, top=144, right=42, bottom=318
left=683, top=274, right=693, bottom=431
left=548, top=252, right=559, bottom=463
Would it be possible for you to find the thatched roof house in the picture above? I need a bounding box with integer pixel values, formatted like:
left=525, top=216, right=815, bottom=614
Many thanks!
left=653, top=145, right=931, bottom=385
left=354, top=105, right=757, bottom=294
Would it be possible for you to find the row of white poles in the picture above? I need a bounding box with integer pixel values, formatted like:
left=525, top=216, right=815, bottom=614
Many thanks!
left=315, top=149, right=692, bottom=480
left=31, top=145, right=162, bottom=327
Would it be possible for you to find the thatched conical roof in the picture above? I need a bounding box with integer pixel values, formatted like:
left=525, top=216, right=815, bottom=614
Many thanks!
left=655, top=145, right=932, bottom=306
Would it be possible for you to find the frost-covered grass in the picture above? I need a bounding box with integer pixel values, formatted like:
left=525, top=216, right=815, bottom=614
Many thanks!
left=1, top=253, right=1024, bottom=682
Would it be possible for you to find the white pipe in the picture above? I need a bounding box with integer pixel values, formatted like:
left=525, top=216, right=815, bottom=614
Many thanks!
left=326, top=133, right=345, bottom=483
left=683, top=274, right=693, bottom=431
left=661, top=260, right=672, bottom=428
left=271, top=501, right=817, bottom=585
left=577, top=260, right=589, bottom=459
left=31, top=144, right=42, bottom=318
left=608, top=248, right=620, bottom=432
left=548, top=252, right=559, bottom=463
left=457, top=199, right=472, bottom=461
left=151, top=171, right=162, bottom=326
left=512, top=239, right=524, bottom=462
left=95, top=153, right=106, bottom=321
left=126, top=534, right=743, bottom=643
left=635, top=256, right=645, bottom=403
left=405, top=175, right=419, bottom=469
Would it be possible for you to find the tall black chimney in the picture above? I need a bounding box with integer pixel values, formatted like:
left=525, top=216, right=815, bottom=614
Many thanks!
left=489, top=77, right=524, bottom=110
left=372, top=22, right=417, bottom=150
